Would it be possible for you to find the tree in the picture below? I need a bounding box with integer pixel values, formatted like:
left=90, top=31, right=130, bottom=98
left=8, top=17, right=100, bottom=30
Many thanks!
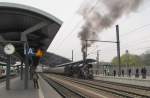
left=111, top=57, right=118, bottom=65
left=140, top=52, right=150, bottom=66
left=111, top=54, right=142, bottom=67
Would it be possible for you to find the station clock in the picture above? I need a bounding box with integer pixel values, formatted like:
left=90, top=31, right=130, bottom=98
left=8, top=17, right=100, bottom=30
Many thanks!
left=4, top=43, right=15, bottom=55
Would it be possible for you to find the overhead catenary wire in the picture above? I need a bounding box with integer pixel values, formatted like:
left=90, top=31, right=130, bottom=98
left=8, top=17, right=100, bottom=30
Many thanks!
left=95, top=39, right=150, bottom=56
left=121, top=40, right=150, bottom=49
left=120, top=33, right=150, bottom=51
left=120, top=23, right=150, bottom=38
left=90, top=23, right=150, bottom=55
left=53, top=0, right=101, bottom=50
left=50, top=1, right=150, bottom=62
left=56, top=20, right=83, bottom=49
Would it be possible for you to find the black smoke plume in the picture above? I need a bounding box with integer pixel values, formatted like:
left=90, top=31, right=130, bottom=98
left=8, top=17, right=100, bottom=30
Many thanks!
left=78, top=0, right=143, bottom=57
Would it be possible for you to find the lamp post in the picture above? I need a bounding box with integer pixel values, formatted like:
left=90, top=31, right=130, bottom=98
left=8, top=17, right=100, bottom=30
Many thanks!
left=72, top=50, right=74, bottom=62
left=116, top=25, right=121, bottom=77
left=126, top=50, right=129, bottom=72
left=97, top=50, right=100, bottom=74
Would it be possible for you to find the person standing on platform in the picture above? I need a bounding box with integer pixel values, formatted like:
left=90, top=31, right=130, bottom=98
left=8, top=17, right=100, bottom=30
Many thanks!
left=135, top=68, right=139, bottom=78
left=113, top=70, right=116, bottom=77
left=128, top=69, right=131, bottom=77
left=143, top=67, right=147, bottom=79
left=122, top=70, right=124, bottom=77
left=33, top=72, right=39, bottom=89
left=142, top=67, right=147, bottom=79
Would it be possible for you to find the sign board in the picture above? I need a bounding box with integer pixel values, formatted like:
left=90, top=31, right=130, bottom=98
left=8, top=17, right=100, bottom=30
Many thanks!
left=24, top=48, right=35, bottom=56
left=35, top=49, right=43, bottom=58
left=24, top=48, right=43, bottom=58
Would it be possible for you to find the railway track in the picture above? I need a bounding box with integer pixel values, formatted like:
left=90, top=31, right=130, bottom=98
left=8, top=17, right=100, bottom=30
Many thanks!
left=94, top=79, right=150, bottom=91
left=0, top=75, right=17, bottom=83
left=0, top=76, right=6, bottom=83
left=69, top=78, right=150, bottom=98
left=43, top=74, right=150, bottom=98
left=41, top=74, right=86, bottom=98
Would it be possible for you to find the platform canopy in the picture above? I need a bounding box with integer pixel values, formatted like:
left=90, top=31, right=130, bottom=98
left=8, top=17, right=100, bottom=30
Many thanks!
left=0, top=3, right=62, bottom=65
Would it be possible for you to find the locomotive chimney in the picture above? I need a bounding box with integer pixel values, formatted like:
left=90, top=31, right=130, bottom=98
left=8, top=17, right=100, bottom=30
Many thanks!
left=83, top=51, right=86, bottom=64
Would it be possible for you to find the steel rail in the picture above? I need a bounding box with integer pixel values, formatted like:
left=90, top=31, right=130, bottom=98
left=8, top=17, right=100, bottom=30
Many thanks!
left=41, top=74, right=86, bottom=98
left=94, top=79, right=150, bottom=91
left=53, top=74, right=150, bottom=98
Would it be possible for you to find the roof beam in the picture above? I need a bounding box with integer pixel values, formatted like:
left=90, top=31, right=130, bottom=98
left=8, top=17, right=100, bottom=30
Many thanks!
left=0, top=35, right=5, bottom=41
left=21, top=22, right=47, bottom=41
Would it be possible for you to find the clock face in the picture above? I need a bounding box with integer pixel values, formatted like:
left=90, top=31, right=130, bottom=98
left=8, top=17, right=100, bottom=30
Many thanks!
left=4, top=43, right=15, bottom=55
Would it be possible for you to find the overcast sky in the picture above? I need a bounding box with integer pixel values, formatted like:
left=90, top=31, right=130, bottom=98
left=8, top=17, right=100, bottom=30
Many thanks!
left=0, top=0, right=150, bottom=62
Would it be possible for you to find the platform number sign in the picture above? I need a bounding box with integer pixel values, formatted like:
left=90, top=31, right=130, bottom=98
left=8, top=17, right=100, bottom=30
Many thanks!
left=24, top=48, right=43, bottom=58
left=24, top=48, right=35, bottom=56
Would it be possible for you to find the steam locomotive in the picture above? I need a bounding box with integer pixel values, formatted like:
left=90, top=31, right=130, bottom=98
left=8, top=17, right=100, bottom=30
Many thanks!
left=44, top=59, right=96, bottom=79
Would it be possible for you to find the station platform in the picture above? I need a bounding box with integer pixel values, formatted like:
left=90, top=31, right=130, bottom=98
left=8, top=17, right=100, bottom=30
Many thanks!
left=0, top=75, right=62, bottom=98
left=0, top=77, right=39, bottom=98
left=94, top=75, right=150, bottom=87
left=38, top=74, right=62, bottom=98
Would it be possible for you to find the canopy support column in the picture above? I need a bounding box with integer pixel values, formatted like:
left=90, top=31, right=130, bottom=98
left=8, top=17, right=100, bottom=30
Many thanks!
left=6, top=55, right=11, bottom=90
left=20, top=60, right=23, bottom=80
left=24, top=42, right=29, bottom=89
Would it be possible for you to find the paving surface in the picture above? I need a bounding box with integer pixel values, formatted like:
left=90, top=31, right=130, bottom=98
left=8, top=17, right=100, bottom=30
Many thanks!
left=0, top=77, right=39, bottom=98
left=39, top=75, right=62, bottom=98
left=95, top=75, right=150, bottom=87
